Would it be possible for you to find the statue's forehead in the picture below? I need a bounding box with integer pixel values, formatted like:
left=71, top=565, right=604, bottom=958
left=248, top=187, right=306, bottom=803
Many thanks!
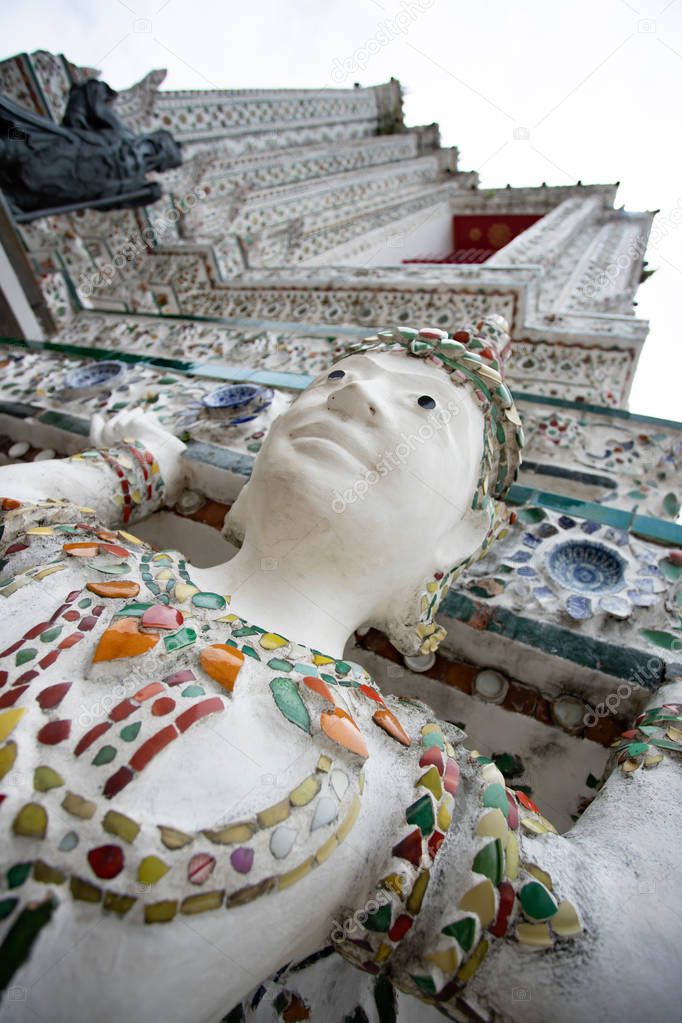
left=339, top=349, right=455, bottom=391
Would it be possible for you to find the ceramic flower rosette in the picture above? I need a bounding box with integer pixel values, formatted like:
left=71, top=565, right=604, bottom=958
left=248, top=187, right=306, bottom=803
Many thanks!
left=346, top=316, right=524, bottom=657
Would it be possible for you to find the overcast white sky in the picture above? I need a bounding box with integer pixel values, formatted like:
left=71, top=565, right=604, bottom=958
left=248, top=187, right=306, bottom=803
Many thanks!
left=5, top=1, right=682, bottom=421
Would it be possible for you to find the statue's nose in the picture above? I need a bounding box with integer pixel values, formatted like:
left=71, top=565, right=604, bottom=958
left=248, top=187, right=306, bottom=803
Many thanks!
left=327, top=382, right=378, bottom=421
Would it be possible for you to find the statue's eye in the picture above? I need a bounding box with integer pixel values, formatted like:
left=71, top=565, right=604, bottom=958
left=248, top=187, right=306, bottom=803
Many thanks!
left=328, top=370, right=345, bottom=380
left=418, top=395, right=436, bottom=409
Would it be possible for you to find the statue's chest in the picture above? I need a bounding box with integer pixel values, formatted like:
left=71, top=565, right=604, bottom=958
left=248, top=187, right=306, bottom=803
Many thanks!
left=0, top=523, right=378, bottom=929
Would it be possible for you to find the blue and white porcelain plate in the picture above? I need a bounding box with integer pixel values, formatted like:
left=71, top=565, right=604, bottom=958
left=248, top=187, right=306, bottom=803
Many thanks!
left=63, top=361, right=126, bottom=390
left=547, top=540, right=626, bottom=595
left=202, top=384, right=273, bottom=425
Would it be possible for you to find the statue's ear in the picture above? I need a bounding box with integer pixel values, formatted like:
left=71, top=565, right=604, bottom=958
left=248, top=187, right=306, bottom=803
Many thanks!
left=433, top=507, right=490, bottom=573
left=222, top=482, right=249, bottom=547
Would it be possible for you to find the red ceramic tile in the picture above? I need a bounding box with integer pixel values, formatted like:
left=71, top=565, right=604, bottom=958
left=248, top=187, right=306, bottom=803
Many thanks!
left=428, top=830, right=445, bottom=860
left=5, top=543, right=28, bottom=555
left=129, top=724, right=178, bottom=771
left=388, top=914, right=413, bottom=942
left=109, top=698, right=138, bottom=722
left=98, top=543, right=129, bottom=559
left=23, top=622, right=51, bottom=641
left=151, top=697, right=176, bottom=717
left=515, top=790, right=540, bottom=814
left=359, top=684, right=384, bottom=704
left=175, top=697, right=224, bottom=734
left=133, top=682, right=164, bottom=703
left=37, top=719, right=71, bottom=745
left=103, top=765, right=134, bottom=799
left=13, top=670, right=38, bottom=686
left=59, top=633, right=84, bottom=650
left=490, top=881, right=515, bottom=937
left=165, top=669, right=196, bottom=687
left=392, top=829, right=423, bottom=867
left=61, top=610, right=80, bottom=622
left=0, top=640, right=24, bottom=658
left=79, top=616, right=98, bottom=632
left=75, top=721, right=112, bottom=756
left=0, top=685, right=28, bottom=707
left=38, top=650, right=61, bottom=670
left=419, top=747, right=444, bottom=774
left=37, top=682, right=71, bottom=710
left=88, top=844, right=124, bottom=880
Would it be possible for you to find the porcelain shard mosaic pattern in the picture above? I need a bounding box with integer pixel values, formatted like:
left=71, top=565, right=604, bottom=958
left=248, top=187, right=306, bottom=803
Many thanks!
left=450, top=503, right=682, bottom=660
left=333, top=737, right=582, bottom=1007
left=0, top=494, right=434, bottom=940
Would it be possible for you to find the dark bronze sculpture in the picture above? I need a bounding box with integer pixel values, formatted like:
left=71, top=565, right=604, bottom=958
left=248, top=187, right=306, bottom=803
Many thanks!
left=0, top=79, right=182, bottom=221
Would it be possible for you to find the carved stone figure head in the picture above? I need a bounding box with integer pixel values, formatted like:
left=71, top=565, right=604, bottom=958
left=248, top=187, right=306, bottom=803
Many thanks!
left=225, top=317, right=523, bottom=654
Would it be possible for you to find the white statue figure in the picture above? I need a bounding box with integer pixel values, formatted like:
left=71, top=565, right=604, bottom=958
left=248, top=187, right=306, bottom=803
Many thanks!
left=0, top=319, right=680, bottom=1023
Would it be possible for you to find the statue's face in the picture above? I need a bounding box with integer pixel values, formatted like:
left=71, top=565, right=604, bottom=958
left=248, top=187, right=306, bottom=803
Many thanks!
left=240, top=349, right=486, bottom=581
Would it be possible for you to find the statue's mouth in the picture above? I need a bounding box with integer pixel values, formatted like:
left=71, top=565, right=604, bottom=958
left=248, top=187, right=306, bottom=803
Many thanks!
left=288, top=421, right=371, bottom=470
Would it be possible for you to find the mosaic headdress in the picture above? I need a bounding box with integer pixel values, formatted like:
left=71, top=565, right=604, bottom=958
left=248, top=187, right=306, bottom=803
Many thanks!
left=345, top=315, right=524, bottom=658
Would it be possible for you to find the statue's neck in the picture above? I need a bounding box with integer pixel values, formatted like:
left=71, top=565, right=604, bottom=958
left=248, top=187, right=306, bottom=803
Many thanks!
left=195, top=543, right=361, bottom=657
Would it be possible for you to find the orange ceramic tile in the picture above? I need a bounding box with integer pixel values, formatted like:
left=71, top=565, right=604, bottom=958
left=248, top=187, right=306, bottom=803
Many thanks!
left=86, top=581, right=141, bottom=598
left=92, top=618, right=159, bottom=663
left=301, top=676, right=335, bottom=704
left=63, top=542, right=99, bottom=557
left=372, top=708, right=412, bottom=747
left=199, top=643, right=244, bottom=692
left=320, top=708, right=368, bottom=758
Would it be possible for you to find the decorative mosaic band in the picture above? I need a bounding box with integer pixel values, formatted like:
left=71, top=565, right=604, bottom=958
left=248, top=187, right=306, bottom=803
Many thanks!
left=612, top=702, right=682, bottom=772
left=68, top=440, right=165, bottom=525
left=333, top=736, right=583, bottom=1007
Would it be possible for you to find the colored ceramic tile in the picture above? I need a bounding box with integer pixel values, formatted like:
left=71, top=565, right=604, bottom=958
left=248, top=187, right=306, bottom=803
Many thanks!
left=12, top=802, right=48, bottom=838
left=163, top=626, right=197, bottom=653
left=311, top=796, right=338, bottom=831
left=33, top=765, right=63, bottom=791
left=138, top=856, right=170, bottom=885
left=519, top=881, right=557, bottom=920
left=198, top=643, right=244, bottom=693
left=102, top=809, right=140, bottom=843
left=88, top=844, right=124, bottom=880
left=472, top=839, right=504, bottom=885
left=372, top=708, right=411, bottom=747
left=230, top=847, right=254, bottom=874
left=188, top=852, right=216, bottom=885
left=321, top=708, right=368, bottom=758
left=290, top=775, right=321, bottom=807
left=141, top=605, right=184, bottom=630
left=458, top=880, right=496, bottom=928
left=406, top=794, right=436, bottom=837
left=93, top=617, right=159, bottom=662
left=192, top=592, right=227, bottom=611
left=270, top=676, right=311, bottom=733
